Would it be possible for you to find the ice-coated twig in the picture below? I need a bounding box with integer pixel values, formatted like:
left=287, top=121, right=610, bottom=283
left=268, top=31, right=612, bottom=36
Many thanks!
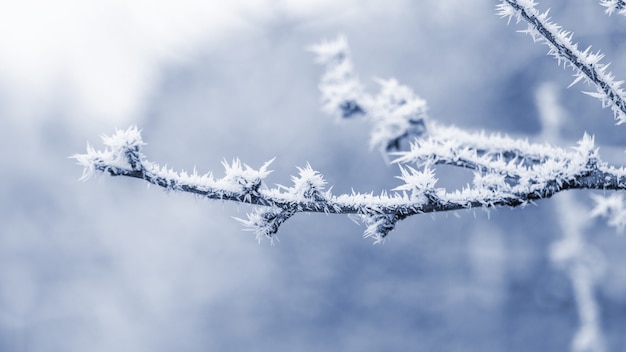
left=74, top=126, right=626, bottom=242
left=393, top=123, right=577, bottom=173
left=497, top=0, right=626, bottom=124
left=600, top=0, right=626, bottom=16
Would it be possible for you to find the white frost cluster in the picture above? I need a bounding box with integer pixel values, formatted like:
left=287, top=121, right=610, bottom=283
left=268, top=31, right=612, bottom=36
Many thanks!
left=591, top=194, right=626, bottom=232
left=354, top=213, right=402, bottom=245
left=287, top=163, right=328, bottom=201
left=309, top=35, right=365, bottom=119
left=497, top=0, right=626, bottom=124
left=310, top=36, right=428, bottom=152
left=367, top=79, right=428, bottom=152
left=393, top=166, right=438, bottom=203
left=235, top=208, right=295, bottom=244
left=600, top=0, right=626, bottom=16
left=73, top=125, right=146, bottom=180
left=221, top=158, right=274, bottom=197
left=395, top=126, right=599, bottom=198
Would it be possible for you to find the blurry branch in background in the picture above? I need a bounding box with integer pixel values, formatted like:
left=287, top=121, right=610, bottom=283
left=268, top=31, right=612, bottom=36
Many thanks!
left=308, top=35, right=427, bottom=154
left=536, top=83, right=606, bottom=352
left=74, top=0, right=626, bottom=244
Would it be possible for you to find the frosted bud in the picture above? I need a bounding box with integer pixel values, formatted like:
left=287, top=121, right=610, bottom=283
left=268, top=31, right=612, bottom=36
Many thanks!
left=359, top=213, right=402, bottom=244
left=290, top=164, right=327, bottom=201
left=235, top=208, right=296, bottom=244
left=221, top=158, right=274, bottom=197
left=101, top=126, right=146, bottom=170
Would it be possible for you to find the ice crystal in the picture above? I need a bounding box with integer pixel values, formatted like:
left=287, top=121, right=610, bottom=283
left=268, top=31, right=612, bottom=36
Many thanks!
left=358, top=213, right=403, bottom=244
left=591, top=194, right=626, bottom=232
left=393, top=166, right=438, bottom=202
left=221, top=158, right=274, bottom=198
left=289, top=163, right=327, bottom=201
left=235, top=208, right=296, bottom=244
left=72, top=126, right=146, bottom=180
left=600, top=0, right=626, bottom=16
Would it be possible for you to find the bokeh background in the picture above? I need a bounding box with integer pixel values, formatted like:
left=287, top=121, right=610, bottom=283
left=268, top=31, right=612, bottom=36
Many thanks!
left=1, top=0, right=625, bottom=351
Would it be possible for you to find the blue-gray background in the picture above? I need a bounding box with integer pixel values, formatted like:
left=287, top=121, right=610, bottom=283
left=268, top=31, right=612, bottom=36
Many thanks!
left=1, top=1, right=625, bottom=351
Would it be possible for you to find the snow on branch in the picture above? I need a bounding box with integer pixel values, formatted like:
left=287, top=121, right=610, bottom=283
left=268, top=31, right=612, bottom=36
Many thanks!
left=309, top=36, right=428, bottom=152
left=74, top=126, right=626, bottom=243
left=497, top=0, right=626, bottom=124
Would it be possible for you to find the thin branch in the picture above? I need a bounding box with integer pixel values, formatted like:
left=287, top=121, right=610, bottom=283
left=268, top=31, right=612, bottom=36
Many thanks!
left=393, top=123, right=575, bottom=174
left=74, top=127, right=626, bottom=242
left=497, top=0, right=626, bottom=124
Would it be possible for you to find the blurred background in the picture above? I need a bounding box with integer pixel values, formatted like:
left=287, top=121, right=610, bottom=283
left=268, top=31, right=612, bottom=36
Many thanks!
left=1, top=0, right=625, bottom=351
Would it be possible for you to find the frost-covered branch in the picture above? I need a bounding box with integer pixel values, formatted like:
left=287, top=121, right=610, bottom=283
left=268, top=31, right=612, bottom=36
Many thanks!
left=305, top=34, right=626, bottom=243
left=497, top=0, right=626, bottom=124
left=75, top=5, right=626, bottom=243
left=74, top=126, right=626, bottom=243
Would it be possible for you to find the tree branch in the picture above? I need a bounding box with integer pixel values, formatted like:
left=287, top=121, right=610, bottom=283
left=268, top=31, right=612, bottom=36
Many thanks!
left=497, top=0, right=626, bottom=124
left=74, top=9, right=626, bottom=243
left=73, top=126, right=626, bottom=243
